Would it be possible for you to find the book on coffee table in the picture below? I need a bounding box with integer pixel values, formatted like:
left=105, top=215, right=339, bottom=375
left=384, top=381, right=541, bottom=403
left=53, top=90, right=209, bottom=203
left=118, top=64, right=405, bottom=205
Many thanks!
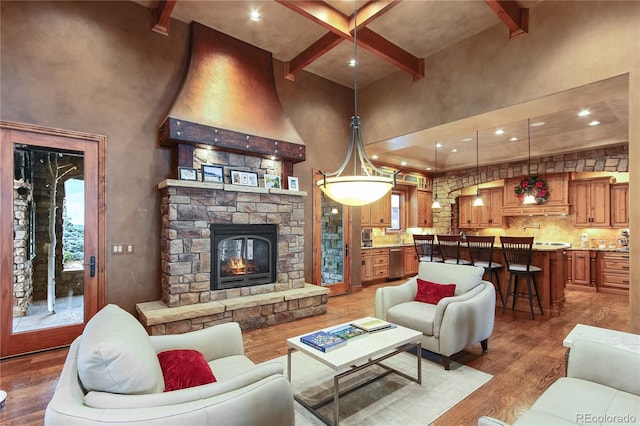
left=350, top=317, right=393, bottom=332
left=300, top=331, right=347, bottom=352
left=328, top=324, right=367, bottom=340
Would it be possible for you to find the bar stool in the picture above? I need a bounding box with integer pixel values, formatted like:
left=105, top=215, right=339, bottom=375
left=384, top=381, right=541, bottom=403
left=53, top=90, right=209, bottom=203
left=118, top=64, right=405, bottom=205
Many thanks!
left=437, top=235, right=472, bottom=265
left=466, top=235, right=505, bottom=307
left=500, top=236, right=543, bottom=319
left=413, top=234, right=443, bottom=262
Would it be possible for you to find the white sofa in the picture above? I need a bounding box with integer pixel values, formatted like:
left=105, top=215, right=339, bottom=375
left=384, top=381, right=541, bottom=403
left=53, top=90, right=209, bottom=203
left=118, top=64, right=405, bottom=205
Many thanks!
left=479, top=338, right=640, bottom=425
left=374, top=261, right=496, bottom=369
left=45, top=304, right=294, bottom=425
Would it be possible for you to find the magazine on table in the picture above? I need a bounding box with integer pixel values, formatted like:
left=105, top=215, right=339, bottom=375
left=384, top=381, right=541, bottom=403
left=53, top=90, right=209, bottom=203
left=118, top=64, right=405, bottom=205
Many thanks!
left=300, top=331, right=347, bottom=352
left=328, top=324, right=367, bottom=340
left=350, top=317, right=394, bottom=332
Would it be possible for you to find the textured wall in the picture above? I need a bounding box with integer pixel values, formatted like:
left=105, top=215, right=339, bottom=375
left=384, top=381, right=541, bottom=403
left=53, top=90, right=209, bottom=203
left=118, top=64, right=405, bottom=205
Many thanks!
left=0, top=1, right=353, bottom=313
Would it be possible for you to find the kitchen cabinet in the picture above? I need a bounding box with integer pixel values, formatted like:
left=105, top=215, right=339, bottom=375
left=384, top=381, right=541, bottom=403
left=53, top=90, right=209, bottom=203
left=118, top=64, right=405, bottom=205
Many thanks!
left=404, top=246, right=419, bottom=276
left=610, top=183, right=629, bottom=228
left=459, top=187, right=503, bottom=228
left=458, top=195, right=480, bottom=228
left=361, top=193, right=391, bottom=227
left=565, top=250, right=596, bottom=291
left=598, top=251, right=630, bottom=294
left=408, top=188, right=432, bottom=227
left=502, top=173, right=570, bottom=216
left=372, top=248, right=389, bottom=280
left=570, top=177, right=611, bottom=227
left=361, top=250, right=373, bottom=282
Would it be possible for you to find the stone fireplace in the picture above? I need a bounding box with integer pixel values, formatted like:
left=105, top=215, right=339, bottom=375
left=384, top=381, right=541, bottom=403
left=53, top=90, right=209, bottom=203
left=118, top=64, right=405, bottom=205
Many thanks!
left=135, top=22, right=329, bottom=335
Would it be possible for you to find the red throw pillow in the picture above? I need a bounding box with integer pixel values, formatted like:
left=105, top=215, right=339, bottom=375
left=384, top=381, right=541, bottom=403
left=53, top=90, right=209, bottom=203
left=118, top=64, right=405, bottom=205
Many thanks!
left=157, top=349, right=217, bottom=392
left=415, top=278, right=456, bottom=304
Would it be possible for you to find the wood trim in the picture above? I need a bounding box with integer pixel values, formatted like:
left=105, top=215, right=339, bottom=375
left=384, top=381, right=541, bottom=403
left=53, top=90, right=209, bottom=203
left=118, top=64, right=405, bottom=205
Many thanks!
left=484, top=0, right=529, bottom=39
left=151, top=0, right=177, bottom=36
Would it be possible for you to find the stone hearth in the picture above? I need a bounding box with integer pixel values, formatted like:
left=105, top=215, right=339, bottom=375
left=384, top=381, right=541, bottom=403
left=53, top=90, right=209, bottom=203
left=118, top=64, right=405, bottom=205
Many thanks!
left=136, top=179, right=328, bottom=335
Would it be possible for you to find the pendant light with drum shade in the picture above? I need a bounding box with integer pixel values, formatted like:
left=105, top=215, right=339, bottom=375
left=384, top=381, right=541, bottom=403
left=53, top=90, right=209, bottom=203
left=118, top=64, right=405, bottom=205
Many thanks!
left=472, top=130, right=485, bottom=207
left=315, top=2, right=398, bottom=206
left=431, top=141, right=441, bottom=209
left=523, top=118, right=537, bottom=205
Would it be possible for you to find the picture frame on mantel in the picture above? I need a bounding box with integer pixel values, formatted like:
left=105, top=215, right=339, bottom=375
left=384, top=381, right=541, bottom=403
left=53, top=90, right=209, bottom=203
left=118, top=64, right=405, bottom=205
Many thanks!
left=230, top=170, right=259, bottom=187
left=178, top=166, right=198, bottom=181
left=288, top=176, right=299, bottom=191
left=201, top=164, right=224, bottom=183
left=264, top=174, right=281, bottom=189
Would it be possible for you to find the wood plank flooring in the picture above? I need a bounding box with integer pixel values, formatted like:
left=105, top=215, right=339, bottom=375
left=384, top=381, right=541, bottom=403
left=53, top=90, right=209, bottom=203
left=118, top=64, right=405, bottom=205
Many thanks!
left=0, top=284, right=630, bottom=426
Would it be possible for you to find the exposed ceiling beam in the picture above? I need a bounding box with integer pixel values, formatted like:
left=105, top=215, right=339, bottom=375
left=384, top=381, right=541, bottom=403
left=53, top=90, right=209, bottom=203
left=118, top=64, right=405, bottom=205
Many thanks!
left=278, top=0, right=423, bottom=82
left=152, top=0, right=177, bottom=36
left=484, top=0, right=529, bottom=39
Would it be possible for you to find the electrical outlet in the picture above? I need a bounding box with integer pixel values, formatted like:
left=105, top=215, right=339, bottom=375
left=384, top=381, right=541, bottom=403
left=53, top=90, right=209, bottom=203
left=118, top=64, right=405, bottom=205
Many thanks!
left=112, top=244, right=124, bottom=255
left=125, top=244, right=134, bottom=254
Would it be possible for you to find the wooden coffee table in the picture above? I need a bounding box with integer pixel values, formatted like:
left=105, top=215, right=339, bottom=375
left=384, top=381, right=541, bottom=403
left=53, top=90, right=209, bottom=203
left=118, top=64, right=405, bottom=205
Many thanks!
left=286, top=321, right=422, bottom=426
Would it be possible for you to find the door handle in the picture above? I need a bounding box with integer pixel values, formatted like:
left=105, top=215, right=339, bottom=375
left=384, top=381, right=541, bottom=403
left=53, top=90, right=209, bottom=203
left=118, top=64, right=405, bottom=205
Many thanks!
left=88, top=256, right=96, bottom=277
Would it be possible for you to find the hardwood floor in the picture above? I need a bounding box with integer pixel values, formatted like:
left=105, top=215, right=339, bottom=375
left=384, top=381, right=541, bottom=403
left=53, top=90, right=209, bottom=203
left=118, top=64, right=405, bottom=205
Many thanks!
left=0, top=284, right=630, bottom=426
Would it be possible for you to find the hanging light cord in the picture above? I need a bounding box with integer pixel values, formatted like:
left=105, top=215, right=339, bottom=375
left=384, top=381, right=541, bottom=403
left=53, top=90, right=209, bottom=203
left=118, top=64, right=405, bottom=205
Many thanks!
left=527, top=118, right=531, bottom=177
left=434, top=140, right=438, bottom=192
left=476, top=130, right=480, bottom=188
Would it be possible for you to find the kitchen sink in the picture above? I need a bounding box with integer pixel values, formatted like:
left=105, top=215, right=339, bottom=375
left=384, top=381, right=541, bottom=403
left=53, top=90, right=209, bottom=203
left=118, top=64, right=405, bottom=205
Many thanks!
left=533, top=242, right=571, bottom=248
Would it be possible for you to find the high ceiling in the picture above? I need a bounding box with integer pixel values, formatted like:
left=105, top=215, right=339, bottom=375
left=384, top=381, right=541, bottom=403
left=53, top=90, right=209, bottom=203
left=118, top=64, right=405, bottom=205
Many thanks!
left=132, top=0, right=629, bottom=172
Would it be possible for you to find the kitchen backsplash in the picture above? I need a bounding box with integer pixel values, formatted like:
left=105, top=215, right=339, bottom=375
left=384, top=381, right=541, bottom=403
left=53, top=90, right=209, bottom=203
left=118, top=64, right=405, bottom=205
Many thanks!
left=369, top=216, right=626, bottom=249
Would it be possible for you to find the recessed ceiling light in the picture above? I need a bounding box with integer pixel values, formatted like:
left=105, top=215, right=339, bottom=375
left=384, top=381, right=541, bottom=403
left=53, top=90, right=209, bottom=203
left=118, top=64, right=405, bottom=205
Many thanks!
left=249, top=10, right=261, bottom=21
left=425, top=166, right=432, bottom=171
left=461, top=137, right=473, bottom=142
left=451, top=148, right=458, bottom=153
left=401, top=161, right=407, bottom=166
left=495, top=129, right=504, bottom=135
left=509, top=137, right=519, bottom=141
left=436, top=143, right=442, bottom=148
left=372, top=154, right=379, bottom=159
left=589, top=120, right=600, bottom=126
left=578, top=109, right=591, bottom=117
left=348, top=59, right=357, bottom=67
left=531, top=121, right=545, bottom=127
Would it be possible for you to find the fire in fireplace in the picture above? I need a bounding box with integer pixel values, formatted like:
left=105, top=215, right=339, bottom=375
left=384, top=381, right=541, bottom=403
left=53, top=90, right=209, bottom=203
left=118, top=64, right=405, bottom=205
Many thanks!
left=211, top=224, right=277, bottom=290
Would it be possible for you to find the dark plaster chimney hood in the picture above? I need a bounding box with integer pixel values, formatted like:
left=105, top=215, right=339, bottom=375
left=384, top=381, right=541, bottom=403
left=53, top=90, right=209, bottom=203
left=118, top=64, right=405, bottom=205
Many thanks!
left=159, top=22, right=305, bottom=166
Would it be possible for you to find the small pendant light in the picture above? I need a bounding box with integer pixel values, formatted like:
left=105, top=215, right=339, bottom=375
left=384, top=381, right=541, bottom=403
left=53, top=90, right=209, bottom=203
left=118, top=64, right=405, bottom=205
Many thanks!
left=431, top=140, right=441, bottom=209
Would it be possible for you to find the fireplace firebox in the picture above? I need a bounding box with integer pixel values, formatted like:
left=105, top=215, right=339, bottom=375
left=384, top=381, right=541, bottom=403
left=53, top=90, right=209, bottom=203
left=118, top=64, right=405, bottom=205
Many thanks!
left=211, top=224, right=277, bottom=291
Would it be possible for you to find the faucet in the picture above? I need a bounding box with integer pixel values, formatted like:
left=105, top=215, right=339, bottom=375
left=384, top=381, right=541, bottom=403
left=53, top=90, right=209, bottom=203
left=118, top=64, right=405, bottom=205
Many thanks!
left=397, top=229, right=409, bottom=244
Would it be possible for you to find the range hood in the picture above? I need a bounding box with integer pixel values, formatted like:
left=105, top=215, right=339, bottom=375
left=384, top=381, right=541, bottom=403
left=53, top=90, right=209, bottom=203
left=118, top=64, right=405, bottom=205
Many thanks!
left=159, top=22, right=305, bottom=166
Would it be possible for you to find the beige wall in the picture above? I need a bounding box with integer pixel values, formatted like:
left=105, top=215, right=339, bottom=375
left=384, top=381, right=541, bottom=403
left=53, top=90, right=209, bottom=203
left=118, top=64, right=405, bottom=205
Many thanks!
left=0, top=1, right=353, bottom=313
left=359, top=1, right=640, bottom=331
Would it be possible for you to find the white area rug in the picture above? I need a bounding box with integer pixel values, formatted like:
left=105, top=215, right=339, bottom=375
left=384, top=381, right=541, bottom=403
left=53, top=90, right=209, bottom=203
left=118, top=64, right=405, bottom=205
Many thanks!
left=277, top=351, right=492, bottom=426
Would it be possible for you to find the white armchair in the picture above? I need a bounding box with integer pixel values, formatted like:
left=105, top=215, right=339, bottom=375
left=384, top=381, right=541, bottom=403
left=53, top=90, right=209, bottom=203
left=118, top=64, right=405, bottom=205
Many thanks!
left=375, top=262, right=496, bottom=369
left=45, top=304, right=294, bottom=425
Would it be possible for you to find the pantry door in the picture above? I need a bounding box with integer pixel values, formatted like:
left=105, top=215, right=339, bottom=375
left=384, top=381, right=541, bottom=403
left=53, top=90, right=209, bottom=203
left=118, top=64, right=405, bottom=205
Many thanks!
left=0, top=122, right=105, bottom=357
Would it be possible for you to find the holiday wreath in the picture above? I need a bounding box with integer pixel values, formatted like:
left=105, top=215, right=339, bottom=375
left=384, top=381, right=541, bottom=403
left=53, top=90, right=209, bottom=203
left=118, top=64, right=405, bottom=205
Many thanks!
left=514, top=176, right=549, bottom=204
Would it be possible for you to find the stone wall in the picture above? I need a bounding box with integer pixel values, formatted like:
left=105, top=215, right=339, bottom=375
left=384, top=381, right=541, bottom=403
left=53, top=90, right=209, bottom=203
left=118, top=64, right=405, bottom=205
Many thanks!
left=13, top=182, right=32, bottom=317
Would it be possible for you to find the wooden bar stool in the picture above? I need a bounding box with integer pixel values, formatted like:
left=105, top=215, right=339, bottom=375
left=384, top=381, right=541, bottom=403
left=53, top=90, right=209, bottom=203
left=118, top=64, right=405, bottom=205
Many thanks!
left=500, top=236, right=543, bottom=319
left=437, top=235, right=472, bottom=265
left=466, top=235, right=505, bottom=307
left=413, top=234, right=443, bottom=262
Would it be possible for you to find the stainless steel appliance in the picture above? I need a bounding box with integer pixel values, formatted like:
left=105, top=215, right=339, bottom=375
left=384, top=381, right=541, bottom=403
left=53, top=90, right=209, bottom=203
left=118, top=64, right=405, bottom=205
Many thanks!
left=361, top=228, right=373, bottom=247
left=388, top=247, right=404, bottom=280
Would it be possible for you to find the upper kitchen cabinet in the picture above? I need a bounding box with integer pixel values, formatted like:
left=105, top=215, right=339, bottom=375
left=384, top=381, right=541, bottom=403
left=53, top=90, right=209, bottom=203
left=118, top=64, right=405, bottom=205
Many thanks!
left=570, top=177, right=612, bottom=227
left=502, top=173, right=570, bottom=216
left=361, top=192, right=391, bottom=227
left=610, top=182, right=629, bottom=228
left=459, top=187, right=504, bottom=229
left=408, top=188, right=432, bottom=227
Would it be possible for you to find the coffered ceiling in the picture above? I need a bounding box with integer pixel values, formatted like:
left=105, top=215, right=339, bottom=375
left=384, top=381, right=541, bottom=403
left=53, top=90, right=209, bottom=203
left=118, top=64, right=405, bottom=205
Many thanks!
left=131, top=1, right=629, bottom=172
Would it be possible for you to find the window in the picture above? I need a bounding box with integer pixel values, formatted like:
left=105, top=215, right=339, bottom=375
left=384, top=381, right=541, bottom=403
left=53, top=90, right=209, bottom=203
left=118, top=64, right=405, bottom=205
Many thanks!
left=389, top=191, right=406, bottom=231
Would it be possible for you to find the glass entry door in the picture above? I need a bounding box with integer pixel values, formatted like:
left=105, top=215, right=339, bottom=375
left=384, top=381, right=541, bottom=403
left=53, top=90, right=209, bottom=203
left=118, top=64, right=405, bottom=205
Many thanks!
left=1, top=123, right=105, bottom=357
left=313, top=171, right=351, bottom=295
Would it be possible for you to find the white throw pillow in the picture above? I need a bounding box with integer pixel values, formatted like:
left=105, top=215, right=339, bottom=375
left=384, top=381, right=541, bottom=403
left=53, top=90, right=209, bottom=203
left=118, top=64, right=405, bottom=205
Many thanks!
left=418, top=262, right=484, bottom=296
left=77, top=304, right=165, bottom=394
